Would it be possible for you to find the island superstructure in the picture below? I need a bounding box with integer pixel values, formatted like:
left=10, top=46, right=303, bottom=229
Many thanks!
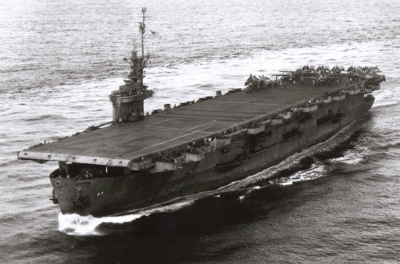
left=17, top=9, right=386, bottom=217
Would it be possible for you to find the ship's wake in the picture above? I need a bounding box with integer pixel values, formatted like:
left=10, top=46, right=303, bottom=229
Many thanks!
left=58, top=200, right=195, bottom=236
left=58, top=213, right=143, bottom=236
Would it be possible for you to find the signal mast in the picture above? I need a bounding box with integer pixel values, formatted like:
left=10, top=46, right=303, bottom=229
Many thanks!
left=109, top=7, right=154, bottom=123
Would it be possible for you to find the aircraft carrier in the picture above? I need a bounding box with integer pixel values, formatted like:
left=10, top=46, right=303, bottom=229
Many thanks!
left=17, top=8, right=386, bottom=217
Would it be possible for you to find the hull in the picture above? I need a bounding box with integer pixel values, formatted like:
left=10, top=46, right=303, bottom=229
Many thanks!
left=51, top=93, right=374, bottom=216
left=16, top=9, right=386, bottom=218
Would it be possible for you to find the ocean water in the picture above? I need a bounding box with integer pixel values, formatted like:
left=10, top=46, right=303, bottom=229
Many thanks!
left=1, top=0, right=400, bottom=263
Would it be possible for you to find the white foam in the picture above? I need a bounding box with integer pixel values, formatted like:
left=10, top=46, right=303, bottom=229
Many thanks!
left=58, top=213, right=143, bottom=236
left=328, top=149, right=365, bottom=165
left=269, top=163, right=326, bottom=186
left=138, top=200, right=195, bottom=215
left=58, top=200, right=195, bottom=236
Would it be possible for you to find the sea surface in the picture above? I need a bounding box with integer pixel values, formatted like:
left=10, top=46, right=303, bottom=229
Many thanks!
left=1, top=0, right=399, bottom=263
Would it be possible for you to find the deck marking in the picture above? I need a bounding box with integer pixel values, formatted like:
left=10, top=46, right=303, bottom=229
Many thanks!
left=145, top=118, right=176, bottom=127
left=137, top=127, right=214, bottom=152
left=189, top=120, right=217, bottom=130
left=148, top=120, right=216, bottom=131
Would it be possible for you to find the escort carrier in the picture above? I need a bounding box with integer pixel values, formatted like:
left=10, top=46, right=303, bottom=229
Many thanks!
left=17, top=8, right=386, bottom=217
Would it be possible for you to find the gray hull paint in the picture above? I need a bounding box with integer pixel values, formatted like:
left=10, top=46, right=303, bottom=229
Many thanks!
left=51, top=94, right=374, bottom=216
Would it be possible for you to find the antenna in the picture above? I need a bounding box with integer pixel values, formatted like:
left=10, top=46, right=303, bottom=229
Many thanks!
left=139, top=7, right=146, bottom=58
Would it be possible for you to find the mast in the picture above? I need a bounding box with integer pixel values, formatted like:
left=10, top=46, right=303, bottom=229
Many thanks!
left=109, top=7, right=154, bottom=123
left=140, top=7, right=146, bottom=59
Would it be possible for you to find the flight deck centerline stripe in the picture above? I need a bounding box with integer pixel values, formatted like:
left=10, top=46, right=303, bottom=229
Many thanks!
left=152, top=127, right=184, bottom=131
left=136, top=128, right=213, bottom=152
left=189, top=120, right=217, bottom=130
left=145, top=118, right=176, bottom=127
